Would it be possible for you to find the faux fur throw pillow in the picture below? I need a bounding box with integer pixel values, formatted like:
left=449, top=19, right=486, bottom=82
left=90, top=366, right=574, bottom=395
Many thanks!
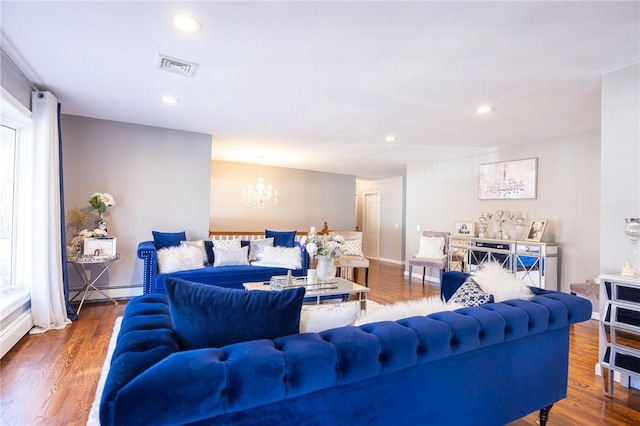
left=300, top=302, right=360, bottom=333
left=354, top=296, right=463, bottom=326
left=158, top=245, right=205, bottom=274
left=472, top=262, right=533, bottom=302
left=253, top=246, right=302, bottom=269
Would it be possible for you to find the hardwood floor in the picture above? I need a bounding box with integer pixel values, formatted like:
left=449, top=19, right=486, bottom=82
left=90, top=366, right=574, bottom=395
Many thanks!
left=1, top=260, right=639, bottom=425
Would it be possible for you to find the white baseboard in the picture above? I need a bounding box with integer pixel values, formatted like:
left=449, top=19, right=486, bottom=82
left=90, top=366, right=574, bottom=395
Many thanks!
left=68, top=286, right=143, bottom=304
left=1, top=310, right=33, bottom=359
left=403, top=270, right=441, bottom=284
left=376, top=257, right=403, bottom=265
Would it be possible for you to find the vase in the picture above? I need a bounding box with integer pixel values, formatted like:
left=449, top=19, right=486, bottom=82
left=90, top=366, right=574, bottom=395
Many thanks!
left=625, top=218, right=640, bottom=276
left=96, top=212, right=107, bottom=232
left=316, top=255, right=336, bottom=282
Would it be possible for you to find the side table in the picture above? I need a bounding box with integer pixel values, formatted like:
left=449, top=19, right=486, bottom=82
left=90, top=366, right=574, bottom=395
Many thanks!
left=68, top=254, right=120, bottom=314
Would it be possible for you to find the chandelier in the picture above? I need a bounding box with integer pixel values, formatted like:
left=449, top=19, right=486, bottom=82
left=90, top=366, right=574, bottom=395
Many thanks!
left=243, top=163, right=278, bottom=209
left=486, top=164, right=524, bottom=197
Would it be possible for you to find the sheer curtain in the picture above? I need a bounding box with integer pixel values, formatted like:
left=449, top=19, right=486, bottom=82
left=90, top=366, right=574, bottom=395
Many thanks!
left=14, top=91, right=70, bottom=333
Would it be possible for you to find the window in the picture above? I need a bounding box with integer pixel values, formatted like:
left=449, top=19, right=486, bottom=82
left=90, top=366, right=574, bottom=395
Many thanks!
left=0, top=124, right=15, bottom=288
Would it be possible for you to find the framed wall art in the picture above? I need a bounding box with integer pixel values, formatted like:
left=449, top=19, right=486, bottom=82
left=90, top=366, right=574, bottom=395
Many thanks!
left=478, top=158, right=538, bottom=200
left=83, top=237, right=117, bottom=257
left=525, top=220, right=547, bottom=242
left=453, top=221, right=476, bottom=236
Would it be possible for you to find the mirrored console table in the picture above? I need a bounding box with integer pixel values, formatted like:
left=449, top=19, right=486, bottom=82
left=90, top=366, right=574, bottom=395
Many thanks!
left=599, top=274, right=640, bottom=396
left=447, top=236, right=559, bottom=290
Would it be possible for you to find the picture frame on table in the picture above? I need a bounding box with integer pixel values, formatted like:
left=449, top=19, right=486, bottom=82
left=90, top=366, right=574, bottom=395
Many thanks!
left=453, top=221, right=475, bottom=237
left=83, top=237, right=117, bottom=257
left=525, top=220, right=547, bottom=242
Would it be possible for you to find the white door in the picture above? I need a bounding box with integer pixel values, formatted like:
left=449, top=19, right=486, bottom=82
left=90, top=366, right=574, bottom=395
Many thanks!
left=363, top=192, right=380, bottom=259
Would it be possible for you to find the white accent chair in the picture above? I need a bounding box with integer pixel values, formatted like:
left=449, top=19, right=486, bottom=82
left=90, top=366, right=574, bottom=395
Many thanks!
left=334, top=231, right=369, bottom=287
left=408, top=231, right=449, bottom=286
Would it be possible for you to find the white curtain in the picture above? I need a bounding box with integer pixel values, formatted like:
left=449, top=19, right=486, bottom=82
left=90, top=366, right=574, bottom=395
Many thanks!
left=14, top=91, right=70, bottom=333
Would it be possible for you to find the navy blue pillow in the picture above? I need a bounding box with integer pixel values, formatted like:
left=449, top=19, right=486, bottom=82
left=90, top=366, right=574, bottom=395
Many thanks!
left=203, top=240, right=214, bottom=265
left=164, top=277, right=306, bottom=349
left=152, top=231, right=186, bottom=250
left=265, top=229, right=296, bottom=247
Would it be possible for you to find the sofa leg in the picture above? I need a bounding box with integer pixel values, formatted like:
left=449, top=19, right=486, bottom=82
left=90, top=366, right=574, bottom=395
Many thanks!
left=539, top=404, right=553, bottom=426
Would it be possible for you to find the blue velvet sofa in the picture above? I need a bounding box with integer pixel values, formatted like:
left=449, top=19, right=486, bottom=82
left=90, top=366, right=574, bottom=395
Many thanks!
left=101, top=271, right=591, bottom=426
left=137, top=240, right=308, bottom=294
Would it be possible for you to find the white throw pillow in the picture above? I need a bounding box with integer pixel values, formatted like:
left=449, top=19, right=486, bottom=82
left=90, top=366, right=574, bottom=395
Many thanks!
left=249, top=237, right=274, bottom=262
left=253, top=246, right=302, bottom=269
left=300, top=302, right=360, bottom=333
left=342, top=239, right=363, bottom=256
left=212, top=238, right=241, bottom=250
left=180, top=240, right=208, bottom=265
left=416, top=236, right=445, bottom=259
left=472, top=262, right=533, bottom=302
left=213, top=246, right=249, bottom=267
left=355, top=296, right=462, bottom=326
left=158, top=245, right=205, bottom=274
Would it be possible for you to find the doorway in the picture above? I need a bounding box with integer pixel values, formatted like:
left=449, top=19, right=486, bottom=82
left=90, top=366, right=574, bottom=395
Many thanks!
left=363, top=192, right=380, bottom=259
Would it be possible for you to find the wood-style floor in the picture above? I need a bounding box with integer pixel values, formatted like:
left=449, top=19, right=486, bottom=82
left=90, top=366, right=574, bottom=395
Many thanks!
left=1, top=260, right=639, bottom=425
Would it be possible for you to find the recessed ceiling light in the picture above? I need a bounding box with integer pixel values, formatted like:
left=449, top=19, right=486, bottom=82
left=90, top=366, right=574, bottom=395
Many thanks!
left=172, top=14, right=202, bottom=32
left=162, top=96, right=179, bottom=104
left=385, top=135, right=397, bottom=142
left=476, top=105, right=494, bottom=114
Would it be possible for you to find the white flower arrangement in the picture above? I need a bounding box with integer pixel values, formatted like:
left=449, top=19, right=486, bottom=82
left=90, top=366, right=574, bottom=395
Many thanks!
left=305, top=233, right=345, bottom=258
left=89, top=192, right=116, bottom=213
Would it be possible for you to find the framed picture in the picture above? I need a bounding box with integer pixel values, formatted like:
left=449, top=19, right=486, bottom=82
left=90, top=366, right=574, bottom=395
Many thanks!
left=83, top=237, right=117, bottom=257
left=454, top=221, right=475, bottom=236
left=525, top=220, right=547, bottom=242
left=478, top=158, right=538, bottom=200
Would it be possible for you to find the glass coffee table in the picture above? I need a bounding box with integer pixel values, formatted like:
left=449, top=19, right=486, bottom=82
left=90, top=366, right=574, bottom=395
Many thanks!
left=243, top=276, right=369, bottom=311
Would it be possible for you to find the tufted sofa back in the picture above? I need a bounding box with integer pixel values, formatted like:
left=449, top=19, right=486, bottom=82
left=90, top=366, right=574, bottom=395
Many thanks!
left=101, top=288, right=591, bottom=426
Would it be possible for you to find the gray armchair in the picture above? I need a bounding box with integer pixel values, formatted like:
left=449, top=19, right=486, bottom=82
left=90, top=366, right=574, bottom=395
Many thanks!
left=408, top=231, right=449, bottom=286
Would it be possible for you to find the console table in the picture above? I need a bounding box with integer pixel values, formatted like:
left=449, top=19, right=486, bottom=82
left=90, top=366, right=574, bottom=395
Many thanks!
left=447, top=236, right=559, bottom=290
left=599, top=274, right=640, bottom=396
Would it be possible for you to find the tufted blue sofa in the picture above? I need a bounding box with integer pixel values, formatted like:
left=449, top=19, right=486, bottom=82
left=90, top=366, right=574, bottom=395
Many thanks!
left=100, top=271, right=591, bottom=426
left=137, top=241, right=308, bottom=294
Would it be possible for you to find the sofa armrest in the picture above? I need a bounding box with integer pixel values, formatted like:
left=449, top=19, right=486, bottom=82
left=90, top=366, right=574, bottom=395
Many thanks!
left=137, top=241, right=157, bottom=294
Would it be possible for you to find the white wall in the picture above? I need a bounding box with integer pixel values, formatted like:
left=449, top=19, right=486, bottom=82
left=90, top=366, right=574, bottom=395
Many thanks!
left=601, top=63, right=640, bottom=274
left=61, top=115, right=212, bottom=297
left=357, top=176, right=405, bottom=263
left=405, top=129, right=601, bottom=293
left=210, top=160, right=356, bottom=232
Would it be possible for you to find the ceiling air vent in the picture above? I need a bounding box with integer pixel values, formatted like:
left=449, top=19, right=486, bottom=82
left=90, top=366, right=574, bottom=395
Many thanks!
left=156, top=54, right=198, bottom=77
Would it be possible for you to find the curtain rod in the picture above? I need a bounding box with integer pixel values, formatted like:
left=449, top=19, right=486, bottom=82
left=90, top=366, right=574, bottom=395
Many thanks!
left=0, top=46, right=41, bottom=93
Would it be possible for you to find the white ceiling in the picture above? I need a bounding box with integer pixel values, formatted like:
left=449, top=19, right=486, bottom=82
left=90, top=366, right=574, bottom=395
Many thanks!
left=1, top=1, right=639, bottom=179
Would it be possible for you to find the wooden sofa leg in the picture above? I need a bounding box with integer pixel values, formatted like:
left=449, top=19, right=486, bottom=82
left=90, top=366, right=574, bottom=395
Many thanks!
left=539, top=404, right=553, bottom=426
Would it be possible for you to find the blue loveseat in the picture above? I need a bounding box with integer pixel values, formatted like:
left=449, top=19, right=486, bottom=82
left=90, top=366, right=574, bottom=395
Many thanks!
left=101, top=271, right=591, bottom=425
left=137, top=240, right=308, bottom=294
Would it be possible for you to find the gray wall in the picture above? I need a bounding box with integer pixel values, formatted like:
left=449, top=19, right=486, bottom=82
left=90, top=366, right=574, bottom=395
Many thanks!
left=601, top=63, right=640, bottom=274
left=61, top=115, right=212, bottom=297
left=356, top=176, right=405, bottom=263
left=211, top=160, right=356, bottom=232
left=405, top=129, right=601, bottom=294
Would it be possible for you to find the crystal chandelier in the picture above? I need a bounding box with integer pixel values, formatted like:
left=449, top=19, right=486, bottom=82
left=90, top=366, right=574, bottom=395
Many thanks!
left=486, top=164, right=525, bottom=197
left=243, top=163, right=278, bottom=209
